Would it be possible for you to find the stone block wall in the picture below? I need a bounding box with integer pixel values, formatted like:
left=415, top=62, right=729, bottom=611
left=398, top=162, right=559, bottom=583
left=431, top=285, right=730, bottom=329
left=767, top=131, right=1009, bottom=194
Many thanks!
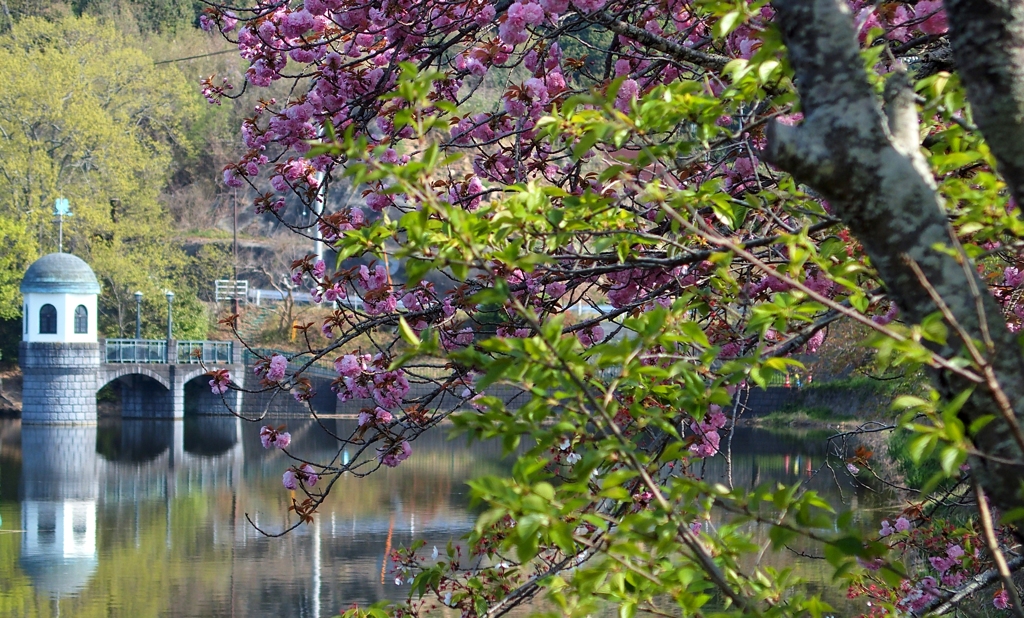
left=20, top=342, right=100, bottom=424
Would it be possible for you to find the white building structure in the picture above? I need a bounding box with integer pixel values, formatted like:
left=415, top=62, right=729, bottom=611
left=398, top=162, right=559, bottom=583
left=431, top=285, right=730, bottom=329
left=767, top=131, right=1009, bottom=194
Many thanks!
left=19, top=252, right=102, bottom=424
left=20, top=252, right=100, bottom=343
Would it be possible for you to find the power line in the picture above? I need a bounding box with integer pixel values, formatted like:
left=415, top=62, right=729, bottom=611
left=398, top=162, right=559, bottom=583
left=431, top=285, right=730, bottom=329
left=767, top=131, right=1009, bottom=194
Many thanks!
left=154, top=48, right=238, bottom=65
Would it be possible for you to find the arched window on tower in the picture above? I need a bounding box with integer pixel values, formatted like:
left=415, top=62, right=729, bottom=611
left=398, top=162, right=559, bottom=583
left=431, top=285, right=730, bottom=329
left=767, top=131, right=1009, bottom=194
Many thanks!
left=74, top=305, right=88, bottom=334
left=39, top=304, right=57, bottom=334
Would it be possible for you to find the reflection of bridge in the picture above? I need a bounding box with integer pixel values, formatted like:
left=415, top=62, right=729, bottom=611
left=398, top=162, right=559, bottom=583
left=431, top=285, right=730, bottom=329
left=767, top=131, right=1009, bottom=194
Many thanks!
left=18, top=416, right=245, bottom=600
left=12, top=414, right=509, bottom=611
left=20, top=338, right=244, bottom=424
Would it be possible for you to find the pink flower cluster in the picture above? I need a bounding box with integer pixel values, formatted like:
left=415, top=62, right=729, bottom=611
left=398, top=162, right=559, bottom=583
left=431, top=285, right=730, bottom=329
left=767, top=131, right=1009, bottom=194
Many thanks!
left=283, top=463, right=319, bottom=489
left=266, top=354, right=288, bottom=381
left=928, top=543, right=966, bottom=587
left=853, top=0, right=947, bottom=44
left=872, top=302, right=900, bottom=326
left=208, top=370, right=231, bottom=395
left=689, top=406, right=728, bottom=458
left=260, top=425, right=292, bottom=449
left=577, top=325, right=604, bottom=347
left=333, top=353, right=410, bottom=409
left=1004, top=266, right=1024, bottom=288
left=897, top=576, right=941, bottom=613
left=878, top=516, right=911, bottom=537
left=358, top=406, right=394, bottom=426
left=379, top=440, right=413, bottom=467
left=357, top=264, right=397, bottom=315
left=995, top=589, right=1011, bottom=610
left=605, top=265, right=699, bottom=309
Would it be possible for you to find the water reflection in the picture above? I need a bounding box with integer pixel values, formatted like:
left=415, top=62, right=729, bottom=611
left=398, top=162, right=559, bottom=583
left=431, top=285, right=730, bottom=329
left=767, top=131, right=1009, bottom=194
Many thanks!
left=0, top=414, right=892, bottom=617
left=19, top=426, right=99, bottom=600
left=0, top=415, right=510, bottom=617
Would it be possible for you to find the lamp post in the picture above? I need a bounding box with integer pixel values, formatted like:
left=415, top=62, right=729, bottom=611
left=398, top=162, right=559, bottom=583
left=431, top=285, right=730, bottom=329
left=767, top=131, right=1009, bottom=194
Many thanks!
left=165, top=290, right=174, bottom=341
left=134, top=291, right=143, bottom=339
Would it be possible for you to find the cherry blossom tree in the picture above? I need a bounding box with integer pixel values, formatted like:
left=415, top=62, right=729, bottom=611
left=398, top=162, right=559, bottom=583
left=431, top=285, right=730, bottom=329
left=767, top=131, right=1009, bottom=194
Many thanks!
left=200, top=0, right=1024, bottom=613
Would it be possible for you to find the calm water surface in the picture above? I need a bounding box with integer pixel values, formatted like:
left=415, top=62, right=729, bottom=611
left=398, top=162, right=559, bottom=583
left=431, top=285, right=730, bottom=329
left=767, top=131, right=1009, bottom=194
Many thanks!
left=0, top=396, right=893, bottom=617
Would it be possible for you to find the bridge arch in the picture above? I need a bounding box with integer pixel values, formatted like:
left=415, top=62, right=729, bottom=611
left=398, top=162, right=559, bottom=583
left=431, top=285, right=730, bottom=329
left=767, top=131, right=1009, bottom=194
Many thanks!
left=98, top=367, right=171, bottom=392
left=179, top=366, right=244, bottom=390
left=178, top=366, right=211, bottom=386
left=182, top=372, right=244, bottom=419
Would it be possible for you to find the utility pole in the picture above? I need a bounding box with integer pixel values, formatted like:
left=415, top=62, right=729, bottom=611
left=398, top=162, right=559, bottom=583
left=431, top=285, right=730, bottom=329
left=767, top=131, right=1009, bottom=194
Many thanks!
left=313, top=128, right=328, bottom=263
left=313, top=172, right=325, bottom=263
left=232, top=189, right=239, bottom=316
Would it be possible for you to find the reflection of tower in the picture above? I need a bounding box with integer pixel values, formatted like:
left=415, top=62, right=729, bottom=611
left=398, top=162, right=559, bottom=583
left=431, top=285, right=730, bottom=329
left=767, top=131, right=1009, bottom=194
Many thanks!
left=19, top=253, right=101, bottom=424
left=19, top=426, right=100, bottom=599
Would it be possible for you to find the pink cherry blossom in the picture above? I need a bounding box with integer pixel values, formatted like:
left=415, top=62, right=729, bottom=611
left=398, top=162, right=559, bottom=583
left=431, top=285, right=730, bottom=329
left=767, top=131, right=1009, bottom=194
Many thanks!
left=208, top=370, right=231, bottom=395
left=283, top=463, right=319, bottom=489
left=995, top=589, right=1010, bottom=610
left=915, top=0, right=948, bottom=34
left=260, top=425, right=292, bottom=449
left=379, top=440, right=413, bottom=467
left=266, top=354, right=288, bottom=381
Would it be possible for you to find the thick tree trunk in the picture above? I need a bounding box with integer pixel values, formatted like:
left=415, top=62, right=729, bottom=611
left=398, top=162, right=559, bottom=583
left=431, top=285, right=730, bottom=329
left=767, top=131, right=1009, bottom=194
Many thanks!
left=944, top=0, right=1024, bottom=208
left=767, top=0, right=1024, bottom=512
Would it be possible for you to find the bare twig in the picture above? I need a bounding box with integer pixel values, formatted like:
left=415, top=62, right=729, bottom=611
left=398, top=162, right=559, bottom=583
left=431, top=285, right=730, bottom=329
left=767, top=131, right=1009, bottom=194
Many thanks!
left=971, top=480, right=1024, bottom=618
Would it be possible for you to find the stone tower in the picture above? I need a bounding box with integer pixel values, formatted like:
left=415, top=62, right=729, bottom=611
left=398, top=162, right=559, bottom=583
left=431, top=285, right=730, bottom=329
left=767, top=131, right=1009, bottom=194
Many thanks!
left=19, top=253, right=101, bottom=424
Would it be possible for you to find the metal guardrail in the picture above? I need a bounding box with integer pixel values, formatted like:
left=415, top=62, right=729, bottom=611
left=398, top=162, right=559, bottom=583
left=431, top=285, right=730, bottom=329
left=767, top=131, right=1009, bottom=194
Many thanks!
left=104, top=339, right=235, bottom=364
left=241, top=348, right=458, bottom=382
left=247, top=288, right=366, bottom=309
left=105, top=339, right=167, bottom=364
left=178, top=340, right=234, bottom=365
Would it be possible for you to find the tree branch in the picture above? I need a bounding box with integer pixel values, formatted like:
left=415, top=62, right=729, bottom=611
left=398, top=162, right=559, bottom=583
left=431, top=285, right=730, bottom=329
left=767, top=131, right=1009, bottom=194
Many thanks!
left=768, top=0, right=1024, bottom=514
left=585, top=10, right=730, bottom=72
left=944, top=0, right=1024, bottom=207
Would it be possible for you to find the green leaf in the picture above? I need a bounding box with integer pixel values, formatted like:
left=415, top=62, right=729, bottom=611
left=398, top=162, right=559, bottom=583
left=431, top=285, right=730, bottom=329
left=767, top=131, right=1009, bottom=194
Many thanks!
left=939, top=445, right=965, bottom=477
left=715, top=10, right=743, bottom=38
left=769, top=525, right=797, bottom=549
left=398, top=316, right=421, bottom=346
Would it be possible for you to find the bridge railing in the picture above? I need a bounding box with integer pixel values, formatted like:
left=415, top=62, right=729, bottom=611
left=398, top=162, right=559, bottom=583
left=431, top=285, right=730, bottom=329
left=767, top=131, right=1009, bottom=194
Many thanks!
left=105, top=339, right=168, bottom=364
left=178, top=340, right=234, bottom=365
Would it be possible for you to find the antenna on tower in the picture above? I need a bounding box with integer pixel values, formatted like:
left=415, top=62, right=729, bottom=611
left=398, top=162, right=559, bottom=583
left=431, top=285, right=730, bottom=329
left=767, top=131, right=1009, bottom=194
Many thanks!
left=54, top=197, right=72, bottom=253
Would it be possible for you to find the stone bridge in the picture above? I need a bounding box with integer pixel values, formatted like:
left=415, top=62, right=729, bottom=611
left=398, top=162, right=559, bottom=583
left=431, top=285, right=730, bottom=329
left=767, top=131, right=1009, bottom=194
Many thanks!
left=20, top=339, right=245, bottom=425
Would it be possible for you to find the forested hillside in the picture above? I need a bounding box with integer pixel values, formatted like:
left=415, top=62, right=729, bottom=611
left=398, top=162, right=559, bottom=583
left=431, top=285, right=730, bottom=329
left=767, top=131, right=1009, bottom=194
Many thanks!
left=0, top=0, right=305, bottom=360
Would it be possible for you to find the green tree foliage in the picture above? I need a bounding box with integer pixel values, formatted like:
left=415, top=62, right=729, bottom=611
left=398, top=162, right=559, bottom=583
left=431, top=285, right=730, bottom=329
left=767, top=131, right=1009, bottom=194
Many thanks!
left=71, top=0, right=201, bottom=33
left=0, top=217, right=35, bottom=320
left=3, top=0, right=200, bottom=34
left=0, top=15, right=211, bottom=339
left=212, top=0, right=1024, bottom=609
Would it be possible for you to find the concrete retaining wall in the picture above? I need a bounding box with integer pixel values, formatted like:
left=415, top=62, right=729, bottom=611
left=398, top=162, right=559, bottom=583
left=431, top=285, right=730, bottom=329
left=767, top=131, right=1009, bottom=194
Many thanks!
left=739, top=384, right=893, bottom=419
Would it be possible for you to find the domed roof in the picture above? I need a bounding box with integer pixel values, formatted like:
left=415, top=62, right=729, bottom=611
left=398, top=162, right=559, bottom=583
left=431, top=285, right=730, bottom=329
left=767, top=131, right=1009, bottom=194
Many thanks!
left=19, top=554, right=97, bottom=599
left=20, top=253, right=100, bottom=295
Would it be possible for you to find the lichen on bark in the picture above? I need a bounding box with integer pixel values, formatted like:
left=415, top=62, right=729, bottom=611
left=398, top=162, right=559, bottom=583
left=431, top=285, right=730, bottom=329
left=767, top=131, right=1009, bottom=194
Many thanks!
left=768, top=0, right=1024, bottom=511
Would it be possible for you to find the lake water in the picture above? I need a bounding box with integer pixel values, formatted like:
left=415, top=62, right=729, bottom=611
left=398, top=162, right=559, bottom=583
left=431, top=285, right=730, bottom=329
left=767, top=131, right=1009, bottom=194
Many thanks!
left=0, top=404, right=893, bottom=617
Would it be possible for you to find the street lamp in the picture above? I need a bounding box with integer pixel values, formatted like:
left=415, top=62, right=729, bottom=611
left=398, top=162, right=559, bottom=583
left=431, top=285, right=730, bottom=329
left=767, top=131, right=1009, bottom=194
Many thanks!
left=134, top=291, right=143, bottom=339
left=165, top=290, right=174, bottom=341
